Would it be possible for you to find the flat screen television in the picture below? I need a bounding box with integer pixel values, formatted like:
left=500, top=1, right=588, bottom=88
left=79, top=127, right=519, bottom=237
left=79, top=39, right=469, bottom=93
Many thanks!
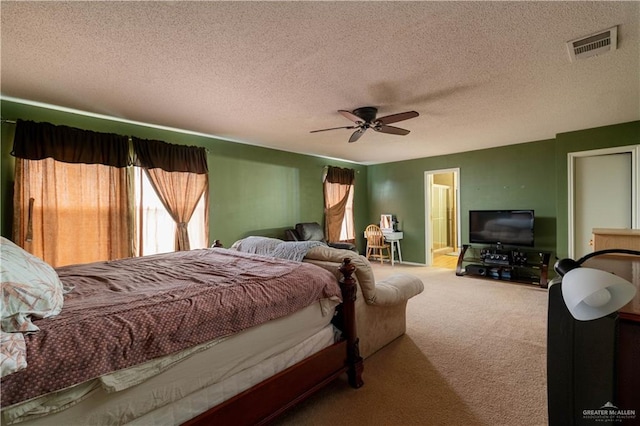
left=469, top=210, right=535, bottom=247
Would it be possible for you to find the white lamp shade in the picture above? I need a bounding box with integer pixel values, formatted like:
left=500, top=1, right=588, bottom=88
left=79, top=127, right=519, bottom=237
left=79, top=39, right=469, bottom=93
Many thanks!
left=561, top=267, right=637, bottom=321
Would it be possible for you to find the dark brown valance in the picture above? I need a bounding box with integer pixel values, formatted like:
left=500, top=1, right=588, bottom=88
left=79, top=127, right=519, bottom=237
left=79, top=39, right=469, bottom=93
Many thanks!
left=132, top=137, right=208, bottom=174
left=325, top=166, right=355, bottom=185
left=11, top=120, right=130, bottom=167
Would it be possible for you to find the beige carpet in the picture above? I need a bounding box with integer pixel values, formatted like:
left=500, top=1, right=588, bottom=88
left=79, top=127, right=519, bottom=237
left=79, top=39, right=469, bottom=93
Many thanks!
left=275, top=264, right=548, bottom=426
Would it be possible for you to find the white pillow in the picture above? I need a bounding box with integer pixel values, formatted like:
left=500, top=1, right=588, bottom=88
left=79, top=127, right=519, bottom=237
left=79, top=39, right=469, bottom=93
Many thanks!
left=0, top=237, right=64, bottom=332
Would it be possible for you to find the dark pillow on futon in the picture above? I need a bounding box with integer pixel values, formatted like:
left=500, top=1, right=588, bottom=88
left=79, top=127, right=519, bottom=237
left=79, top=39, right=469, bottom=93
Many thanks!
left=295, top=223, right=326, bottom=242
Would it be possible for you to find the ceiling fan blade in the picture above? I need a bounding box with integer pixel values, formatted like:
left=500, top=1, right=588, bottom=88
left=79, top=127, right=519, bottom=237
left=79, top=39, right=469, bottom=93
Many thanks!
left=310, top=125, right=357, bottom=133
left=376, top=111, right=419, bottom=125
left=374, top=124, right=410, bottom=136
left=349, top=129, right=366, bottom=143
left=339, top=110, right=364, bottom=123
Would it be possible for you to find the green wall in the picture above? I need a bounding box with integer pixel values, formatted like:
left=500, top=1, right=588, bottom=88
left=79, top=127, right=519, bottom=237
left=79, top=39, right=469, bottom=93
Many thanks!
left=1, top=117, right=16, bottom=239
left=368, top=139, right=558, bottom=264
left=2, top=99, right=637, bottom=263
left=368, top=121, right=639, bottom=264
left=0, top=100, right=369, bottom=249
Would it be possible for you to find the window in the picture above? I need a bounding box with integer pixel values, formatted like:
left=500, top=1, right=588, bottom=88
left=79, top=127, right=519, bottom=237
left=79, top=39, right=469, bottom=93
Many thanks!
left=339, top=185, right=355, bottom=241
left=13, top=158, right=132, bottom=267
left=12, top=120, right=209, bottom=266
left=134, top=168, right=207, bottom=256
left=323, top=166, right=355, bottom=243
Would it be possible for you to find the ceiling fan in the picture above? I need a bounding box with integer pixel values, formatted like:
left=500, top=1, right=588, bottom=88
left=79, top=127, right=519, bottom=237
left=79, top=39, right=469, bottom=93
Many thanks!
left=310, top=107, right=419, bottom=143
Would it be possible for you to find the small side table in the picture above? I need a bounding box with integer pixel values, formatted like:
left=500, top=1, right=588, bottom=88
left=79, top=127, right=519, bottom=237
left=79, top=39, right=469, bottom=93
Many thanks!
left=382, top=231, right=403, bottom=266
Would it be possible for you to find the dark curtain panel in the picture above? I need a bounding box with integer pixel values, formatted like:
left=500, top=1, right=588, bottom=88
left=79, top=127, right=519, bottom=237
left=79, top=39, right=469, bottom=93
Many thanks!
left=132, top=137, right=208, bottom=174
left=11, top=120, right=129, bottom=167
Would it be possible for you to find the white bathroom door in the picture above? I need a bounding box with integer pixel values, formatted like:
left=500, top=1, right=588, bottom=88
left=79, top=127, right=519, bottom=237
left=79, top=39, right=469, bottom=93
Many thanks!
left=431, top=184, right=449, bottom=250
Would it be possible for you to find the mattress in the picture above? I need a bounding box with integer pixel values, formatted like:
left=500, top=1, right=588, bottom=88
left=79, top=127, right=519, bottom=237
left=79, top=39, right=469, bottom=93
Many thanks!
left=3, top=298, right=339, bottom=425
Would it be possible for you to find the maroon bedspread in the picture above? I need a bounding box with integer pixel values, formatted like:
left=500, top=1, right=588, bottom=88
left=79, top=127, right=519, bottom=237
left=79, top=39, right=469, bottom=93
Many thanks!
left=1, top=248, right=341, bottom=407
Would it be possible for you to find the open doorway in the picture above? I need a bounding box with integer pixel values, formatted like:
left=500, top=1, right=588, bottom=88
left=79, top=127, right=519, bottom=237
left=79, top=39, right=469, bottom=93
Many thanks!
left=425, top=168, right=461, bottom=267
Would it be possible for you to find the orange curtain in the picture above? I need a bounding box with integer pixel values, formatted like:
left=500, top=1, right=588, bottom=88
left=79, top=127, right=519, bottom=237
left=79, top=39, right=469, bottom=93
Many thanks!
left=144, top=168, right=208, bottom=251
left=13, top=158, right=133, bottom=267
left=323, top=167, right=355, bottom=243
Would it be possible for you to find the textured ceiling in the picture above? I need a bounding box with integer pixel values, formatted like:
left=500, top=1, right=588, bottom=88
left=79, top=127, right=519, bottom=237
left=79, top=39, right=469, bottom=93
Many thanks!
left=1, top=1, right=638, bottom=165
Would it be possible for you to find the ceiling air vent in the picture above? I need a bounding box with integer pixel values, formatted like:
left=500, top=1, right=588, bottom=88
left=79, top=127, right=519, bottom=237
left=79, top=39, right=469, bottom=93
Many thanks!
left=567, top=26, right=617, bottom=62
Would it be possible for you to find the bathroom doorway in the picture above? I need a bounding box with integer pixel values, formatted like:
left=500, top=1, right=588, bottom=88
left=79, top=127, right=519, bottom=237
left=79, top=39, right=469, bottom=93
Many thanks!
left=425, top=169, right=460, bottom=267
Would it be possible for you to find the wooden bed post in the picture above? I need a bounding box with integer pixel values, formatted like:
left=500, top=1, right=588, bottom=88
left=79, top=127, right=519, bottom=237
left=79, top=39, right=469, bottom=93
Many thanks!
left=339, top=258, right=364, bottom=388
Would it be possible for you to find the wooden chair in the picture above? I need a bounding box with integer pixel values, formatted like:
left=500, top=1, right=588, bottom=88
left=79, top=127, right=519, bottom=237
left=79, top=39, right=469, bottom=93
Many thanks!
left=365, top=224, right=391, bottom=265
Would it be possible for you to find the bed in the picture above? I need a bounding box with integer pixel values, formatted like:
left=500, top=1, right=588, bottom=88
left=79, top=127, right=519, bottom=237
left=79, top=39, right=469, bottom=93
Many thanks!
left=0, top=237, right=363, bottom=425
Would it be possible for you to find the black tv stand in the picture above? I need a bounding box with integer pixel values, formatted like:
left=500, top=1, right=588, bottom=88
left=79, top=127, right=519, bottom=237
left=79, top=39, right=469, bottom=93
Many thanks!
left=455, top=244, right=551, bottom=288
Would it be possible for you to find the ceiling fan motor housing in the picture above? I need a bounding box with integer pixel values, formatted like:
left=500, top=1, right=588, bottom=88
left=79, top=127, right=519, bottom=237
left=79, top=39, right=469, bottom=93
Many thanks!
left=352, top=106, right=378, bottom=123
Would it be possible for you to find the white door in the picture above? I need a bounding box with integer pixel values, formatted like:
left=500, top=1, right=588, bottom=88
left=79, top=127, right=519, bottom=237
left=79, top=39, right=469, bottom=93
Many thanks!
left=572, top=151, right=635, bottom=259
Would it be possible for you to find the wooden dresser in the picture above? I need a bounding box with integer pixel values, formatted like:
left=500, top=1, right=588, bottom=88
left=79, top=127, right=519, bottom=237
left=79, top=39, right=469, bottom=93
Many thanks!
left=586, top=229, right=639, bottom=424
left=592, top=228, right=640, bottom=321
left=593, top=228, right=640, bottom=252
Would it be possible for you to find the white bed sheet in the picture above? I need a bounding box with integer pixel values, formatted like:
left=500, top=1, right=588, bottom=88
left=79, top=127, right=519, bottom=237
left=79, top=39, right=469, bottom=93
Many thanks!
left=131, top=325, right=336, bottom=426
left=3, top=298, right=339, bottom=425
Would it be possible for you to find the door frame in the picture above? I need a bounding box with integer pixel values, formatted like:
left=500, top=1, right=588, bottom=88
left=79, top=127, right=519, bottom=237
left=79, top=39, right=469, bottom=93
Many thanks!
left=567, top=144, right=639, bottom=258
left=424, top=168, right=461, bottom=266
